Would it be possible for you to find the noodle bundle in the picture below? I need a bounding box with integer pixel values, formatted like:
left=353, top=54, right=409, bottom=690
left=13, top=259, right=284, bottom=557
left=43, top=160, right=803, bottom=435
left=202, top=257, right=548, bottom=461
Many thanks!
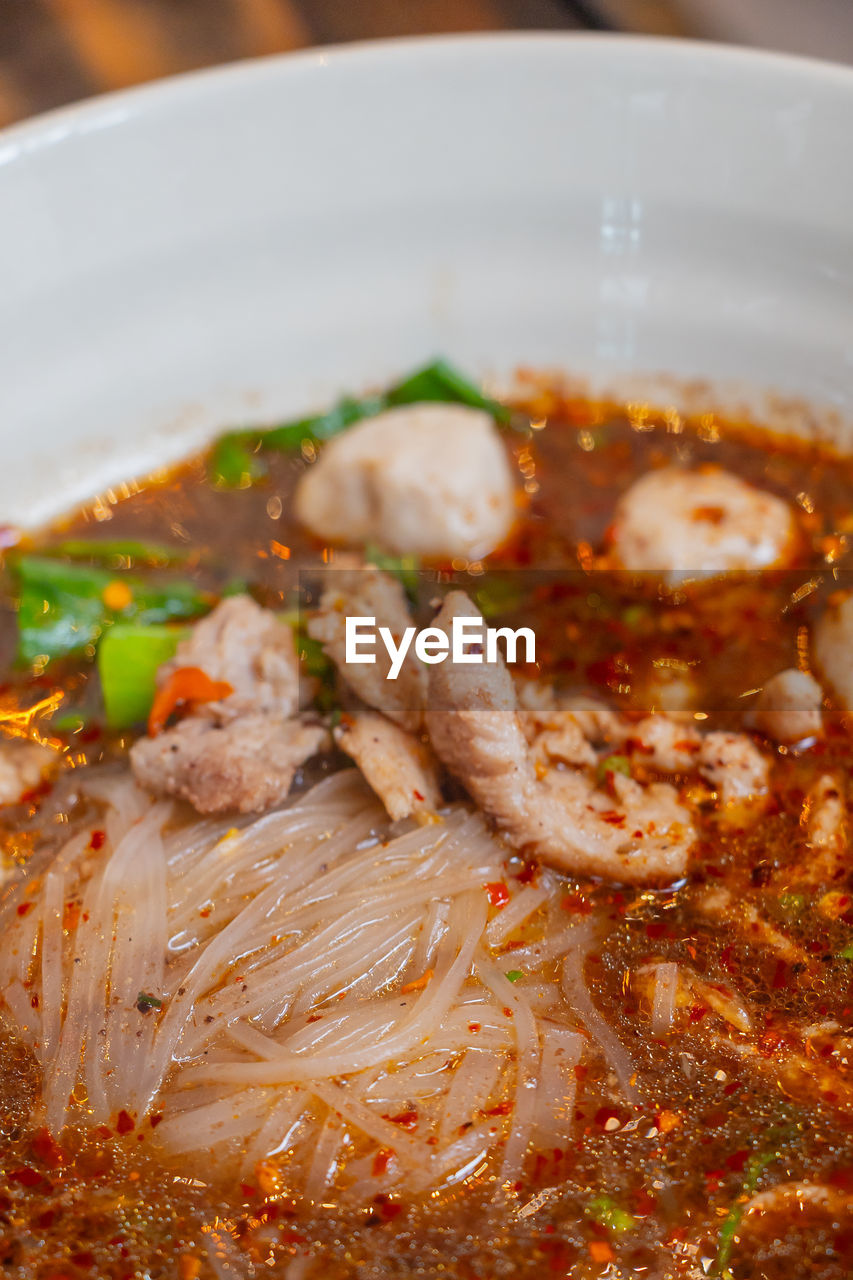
left=0, top=769, right=631, bottom=1200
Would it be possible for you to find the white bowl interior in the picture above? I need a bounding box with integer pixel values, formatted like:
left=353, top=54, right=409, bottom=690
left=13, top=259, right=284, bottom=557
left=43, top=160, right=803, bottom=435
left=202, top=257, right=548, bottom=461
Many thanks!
left=2, top=34, right=853, bottom=526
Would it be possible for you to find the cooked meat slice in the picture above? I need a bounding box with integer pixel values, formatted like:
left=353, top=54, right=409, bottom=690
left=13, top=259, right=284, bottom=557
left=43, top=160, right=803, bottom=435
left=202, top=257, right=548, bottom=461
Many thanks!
left=334, top=711, right=441, bottom=822
left=609, top=466, right=796, bottom=583
left=0, top=739, right=55, bottom=805
left=130, top=716, right=326, bottom=814
left=131, top=595, right=325, bottom=814
left=697, top=730, right=769, bottom=805
left=308, top=568, right=426, bottom=732
left=424, top=592, right=693, bottom=885
left=814, top=591, right=853, bottom=716
left=753, top=668, right=823, bottom=744
left=159, top=594, right=300, bottom=720
left=294, top=403, right=515, bottom=558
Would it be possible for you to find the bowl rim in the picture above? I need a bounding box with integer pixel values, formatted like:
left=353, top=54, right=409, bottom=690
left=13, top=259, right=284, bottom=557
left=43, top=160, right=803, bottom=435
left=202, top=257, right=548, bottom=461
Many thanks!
left=3, top=29, right=853, bottom=168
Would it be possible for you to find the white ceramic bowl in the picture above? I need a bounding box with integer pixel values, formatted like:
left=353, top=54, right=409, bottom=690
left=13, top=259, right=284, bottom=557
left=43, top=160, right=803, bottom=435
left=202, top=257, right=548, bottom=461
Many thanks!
left=2, top=33, right=853, bottom=527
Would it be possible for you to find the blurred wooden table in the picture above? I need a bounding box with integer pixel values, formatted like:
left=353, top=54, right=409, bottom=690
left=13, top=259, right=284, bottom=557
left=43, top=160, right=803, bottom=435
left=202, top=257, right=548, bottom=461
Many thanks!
left=0, top=0, right=589, bottom=129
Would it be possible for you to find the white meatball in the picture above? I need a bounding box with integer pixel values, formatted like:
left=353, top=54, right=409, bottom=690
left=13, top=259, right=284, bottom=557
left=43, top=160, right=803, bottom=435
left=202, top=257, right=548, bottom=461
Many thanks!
left=814, top=593, right=853, bottom=715
left=294, top=404, right=515, bottom=559
left=610, top=466, right=795, bottom=583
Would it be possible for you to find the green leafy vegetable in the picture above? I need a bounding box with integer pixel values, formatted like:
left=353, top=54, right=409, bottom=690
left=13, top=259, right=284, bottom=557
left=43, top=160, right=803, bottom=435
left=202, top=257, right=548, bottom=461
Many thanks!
left=262, top=394, right=387, bottom=454
left=384, top=358, right=511, bottom=425
left=14, top=556, right=209, bottom=665
left=209, top=434, right=267, bottom=489
left=585, top=1193, right=636, bottom=1233
left=505, top=970, right=524, bottom=984
left=98, top=623, right=191, bottom=730
left=47, top=539, right=192, bottom=567
left=206, top=359, right=514, bottom=486
left=837, top=944, right=853, bottom=961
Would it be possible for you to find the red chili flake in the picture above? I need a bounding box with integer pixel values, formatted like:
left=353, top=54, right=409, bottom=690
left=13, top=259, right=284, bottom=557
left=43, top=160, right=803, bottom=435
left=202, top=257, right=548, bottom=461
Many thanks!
left=89, top=829, right=106, bottom=851
left=723, top=1081, right=742, bottom=1096
left=16, top=902, right=32, bottom=917
left=771, top=960, right=789, bottom=990
left=562, top=893, right=592, bottom=915
left=704, top=1169, right=726, bottom=1192
left=468, top=1022, right=481, bottom=1033
left=574, top=1064, right=588, bottom=1081
left=95, top=1125, right=113, bottom=1141
left=240, top=1183, right=257, bottom=1197
left=632, top=1188, right=656, bottom=1215
left=600, top=810, right=626, bottom=827
left=632, top=829, right=644, bottom=838
left=484, top=1101, right=513, bottom=1117
left=36, top=1209, right=56, bottom=1229
left=645, top=922, right=668, bottom=940
left=372, top=1148, right=394, bottom=1177
left=503, top=1006, right=514, bottom=1018
left=31, top=1127, right=64, bottom=1169
left=725, top=1148, right=750, bottom=1173
left=593, top=1106, right=621, bottom=1129
left=413, top=789, right=425, bottom=803
left=199, top=907, right=211, bottom=918
left=70, top=1253, right=95, bottom=1269
left=516, top=859, right=538, bottom=885
left=386, top=1111, right=418, bottom=1130
left=486, top=882, right=510, bottom=908
left=149, top=1114, right=163, bottom=1128
left=689, top=1004, right=708, bottom=1022
left=8, top=1166, right=43, bottom=1187
left=115, top=1110, right=135, bottom=1135
left=758, top=1031, right=783, bottom=1058
left=719, top=945, right=736, bottom=972
left=30, top=994, right=39, bottom=1009
left=379, top=1200, right=403, bottom=1221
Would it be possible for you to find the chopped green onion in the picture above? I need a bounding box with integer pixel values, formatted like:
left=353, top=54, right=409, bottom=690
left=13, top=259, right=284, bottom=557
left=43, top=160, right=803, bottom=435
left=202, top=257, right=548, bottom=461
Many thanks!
left=715, top=1143, right=782, bottom=1275
left=98, top=623, right=191, bottom=730
left=51, top=711, right=90, bottom=734
left=596, top=754, right=632, bottom=786
left=364, top=544, right=421, bottom=603
left=837, top=944, right=853, bottom=961
left=585, top=1193, right=636, bottom=1233
left=777, top=892, right=807, bottom=921
left=505, top=970, right=524, bottom=984
left=621, top=603, right=650, bottom=631
left=474, top=578, right=524, bottom=620
left=13, top=556, right=210, bottom=665
left=136, top=991, right=163, bottom=1013
left=46, top=539, right=192, bottom=567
